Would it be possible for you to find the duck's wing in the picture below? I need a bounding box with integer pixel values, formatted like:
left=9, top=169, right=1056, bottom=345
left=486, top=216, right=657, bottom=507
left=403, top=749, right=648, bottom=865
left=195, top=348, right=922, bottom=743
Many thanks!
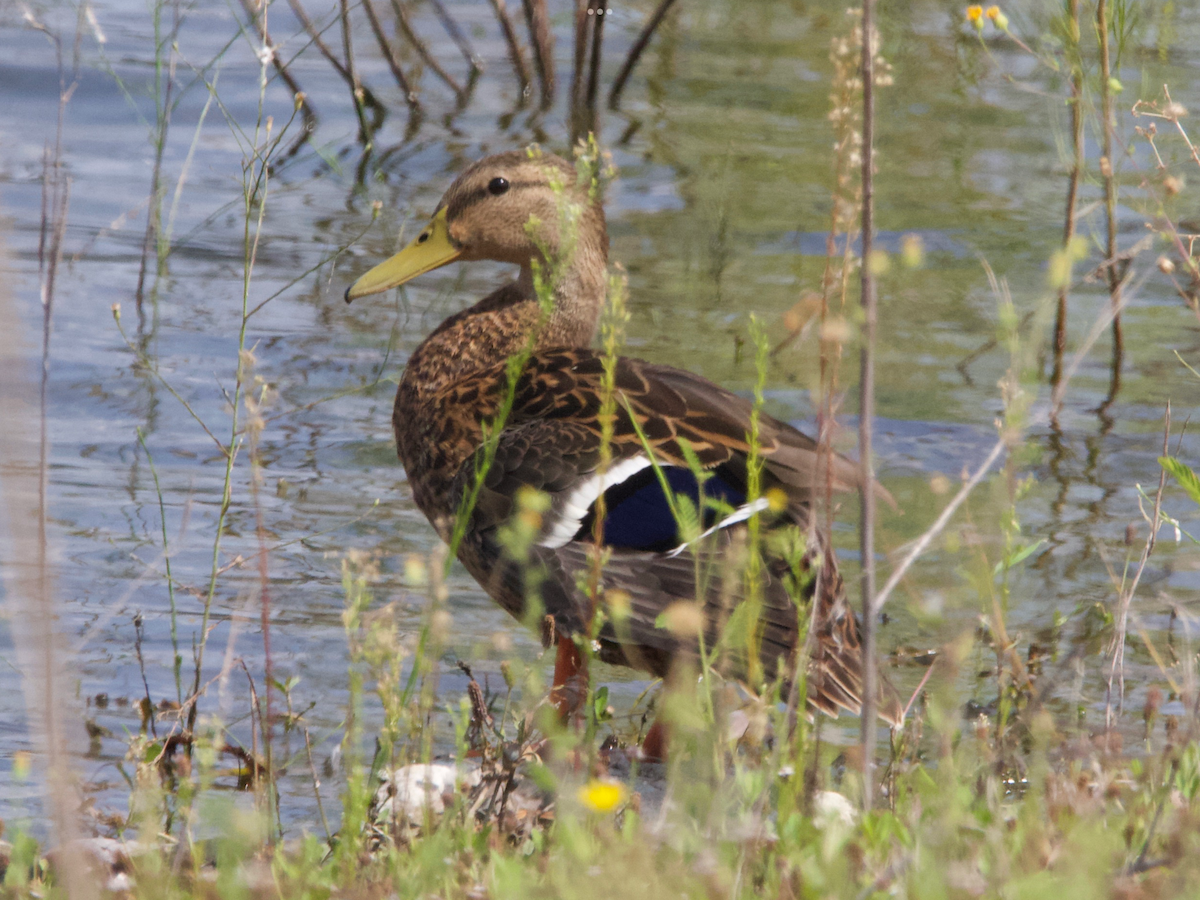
left=469, top=350, right=871, bottom=524
left=450, top=350, right=901, bottom=725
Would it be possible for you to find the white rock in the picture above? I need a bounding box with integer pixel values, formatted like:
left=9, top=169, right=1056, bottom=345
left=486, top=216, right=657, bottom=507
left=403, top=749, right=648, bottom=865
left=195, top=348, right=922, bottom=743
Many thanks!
left=373, top=763, right=482, bottom=827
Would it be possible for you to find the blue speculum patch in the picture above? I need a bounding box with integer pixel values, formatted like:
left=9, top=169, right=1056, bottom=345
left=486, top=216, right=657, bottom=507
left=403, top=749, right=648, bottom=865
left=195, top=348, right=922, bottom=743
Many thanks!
left=573, top=464, right=747, bottom=552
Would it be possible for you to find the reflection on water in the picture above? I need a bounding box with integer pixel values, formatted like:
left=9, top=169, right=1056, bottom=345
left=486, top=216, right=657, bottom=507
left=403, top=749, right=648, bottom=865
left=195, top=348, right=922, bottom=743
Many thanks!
left=2, top=0, right=1200, bottom=831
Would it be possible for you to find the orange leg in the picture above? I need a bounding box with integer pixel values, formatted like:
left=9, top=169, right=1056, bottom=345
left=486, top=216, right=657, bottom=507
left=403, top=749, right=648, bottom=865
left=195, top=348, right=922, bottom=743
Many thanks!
left=640, top=717, right=668, bottom=762
left=549, top=635, right=588, bottom=721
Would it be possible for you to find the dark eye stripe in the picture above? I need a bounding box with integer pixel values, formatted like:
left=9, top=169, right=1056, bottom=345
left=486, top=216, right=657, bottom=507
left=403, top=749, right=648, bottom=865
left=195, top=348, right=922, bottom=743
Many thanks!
left=446, top=179, right=541, bottom=220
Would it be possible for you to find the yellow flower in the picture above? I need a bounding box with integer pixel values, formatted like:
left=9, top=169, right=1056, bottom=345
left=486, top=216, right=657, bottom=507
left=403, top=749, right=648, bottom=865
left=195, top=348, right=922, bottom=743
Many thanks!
left=765, top=486, right=789, bottom=515
left=966, top=5, right=984, bottom=29
left=577, top=779, right=627, bottom=813
left=12, top=750, right=31, bottom=779
left=985, top=5, right=1009, bottom=30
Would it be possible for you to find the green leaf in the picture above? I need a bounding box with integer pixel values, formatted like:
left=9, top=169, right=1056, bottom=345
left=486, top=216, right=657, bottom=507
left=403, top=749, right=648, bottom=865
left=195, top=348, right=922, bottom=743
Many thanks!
left=992, top=539, right=1046, bottom=577
left=1160, top=456, right=1200, bottom=506
left=592, top=686, right=610, bottom=722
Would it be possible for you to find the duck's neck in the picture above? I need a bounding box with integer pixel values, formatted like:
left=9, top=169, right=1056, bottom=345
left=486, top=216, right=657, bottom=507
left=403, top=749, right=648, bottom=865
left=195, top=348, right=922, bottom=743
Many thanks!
left=399, top=250, right=608, bottom=406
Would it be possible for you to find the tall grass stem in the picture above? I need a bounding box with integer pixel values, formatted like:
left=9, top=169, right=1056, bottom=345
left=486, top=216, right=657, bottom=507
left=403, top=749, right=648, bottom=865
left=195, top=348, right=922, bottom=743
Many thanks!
left=857, top=0, right=879, bottom=809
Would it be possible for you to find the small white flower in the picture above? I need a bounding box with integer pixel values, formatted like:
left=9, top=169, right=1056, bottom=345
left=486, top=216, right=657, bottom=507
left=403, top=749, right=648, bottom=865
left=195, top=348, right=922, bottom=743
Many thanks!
left=813, top=790, right=857, bottom=830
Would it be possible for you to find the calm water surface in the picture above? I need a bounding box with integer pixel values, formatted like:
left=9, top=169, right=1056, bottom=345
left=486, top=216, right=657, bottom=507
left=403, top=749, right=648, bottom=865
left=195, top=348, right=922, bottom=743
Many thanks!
left=3, top=0, right=1200, bottom=831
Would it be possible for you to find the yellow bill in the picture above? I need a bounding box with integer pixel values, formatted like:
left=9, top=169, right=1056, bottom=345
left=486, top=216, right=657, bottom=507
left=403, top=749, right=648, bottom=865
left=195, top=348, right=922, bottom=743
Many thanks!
left=344, top=207, right=462, bottom=303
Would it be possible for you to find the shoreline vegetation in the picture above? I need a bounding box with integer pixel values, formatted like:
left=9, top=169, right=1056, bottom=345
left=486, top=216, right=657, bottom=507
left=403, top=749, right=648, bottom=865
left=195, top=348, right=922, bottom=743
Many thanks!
left=6, top=1, right=1200, bottom=897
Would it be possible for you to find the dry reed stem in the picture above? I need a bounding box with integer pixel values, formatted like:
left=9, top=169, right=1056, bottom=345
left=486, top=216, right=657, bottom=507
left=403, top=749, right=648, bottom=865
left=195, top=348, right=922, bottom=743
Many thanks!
left=389, top=0, right=466, bottom=102
left=1097, top=0, right=1124, bottom=408
left=1105, top=405, right=1169, bottom=727
left=585, top=2, right=605, bottom=114
left=815, top=15, right=863, bottom=595
left=569, top=1, right=607, bottom=143
left=1051, top=0, right=1084, bottom=402
left=1155, top=86, right=1200, bottom=167
left=857, top=0, right=879, bottom=808
left=0, top=38, right=93, bottom=891
left=427, top=0, right=482, bottom=74
left=608, top=0, right=676, bottom=110
left=246, top=399, right=277, bottom=828
left=1049, top=265, right=1138, bottom=421
left=338, top=0, right=376, bottom=144
left=1132, top=89, right=1200, bottom=317
left=0, top=343, right=91, bottom=898
left=521, top=0, right=555, bottom=108
left=133, top=10, right=174, bottom=314
left=303, top=725, right=334, bottom=841
left=185, top=91, right=281, bottom=739
left=488, top=0, right=531, bottom=94
left=876, top=260, right=1150, bottom=619
left=284, top=0, right=381, bottom=110
left=571, top=0, right=588, bottom=108
left=871, top=439, right=1006, bottom=618
left=359, top=0, right=421, bottom=111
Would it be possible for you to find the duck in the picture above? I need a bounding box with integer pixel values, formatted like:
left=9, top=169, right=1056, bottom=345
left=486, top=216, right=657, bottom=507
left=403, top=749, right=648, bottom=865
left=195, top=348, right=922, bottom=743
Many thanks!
left=345, top=147, right=903, bottom=747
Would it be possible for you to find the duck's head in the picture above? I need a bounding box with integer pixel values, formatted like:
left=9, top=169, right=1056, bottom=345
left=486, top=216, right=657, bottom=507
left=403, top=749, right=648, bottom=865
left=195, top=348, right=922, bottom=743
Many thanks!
left=345, top=149, right=608, bottom=303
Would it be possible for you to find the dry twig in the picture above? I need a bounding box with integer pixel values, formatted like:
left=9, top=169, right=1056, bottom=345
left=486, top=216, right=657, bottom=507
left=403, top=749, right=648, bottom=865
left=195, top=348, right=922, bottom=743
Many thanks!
left=858, top=0, right=879, bottom=809
left=609, top=0, right=676, bottom=110
left=521, top=0, right=555, bottom=108
left=1105, top=405, right=1170, bottom=727
left=360, top=0, right=422, bottom=113
left=488, top=0, right=531, bottom=94
left=390, top=0, right=467, bottom=102
left=1051, top=0, right=1084, bottom=396
left=1097, top=0, right=1124, bottom=408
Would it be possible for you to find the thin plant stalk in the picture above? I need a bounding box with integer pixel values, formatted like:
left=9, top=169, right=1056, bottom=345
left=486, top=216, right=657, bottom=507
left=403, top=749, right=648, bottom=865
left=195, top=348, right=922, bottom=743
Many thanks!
left=608, top=0, right=676, bottom=110
left=137, top=428, right=184, bottom=704
left=285, top=0, right=384, bottom=113
left=521, top=0, right=555, bottom=108
left=808, top=14, right=866, bottom=778
left=134, top=0, right=177, bottom=313
left=236, top=0, right=317, bottom=159
left=1050, top=262, right=1141, bottom=420
left=585, top=2, right=605, bottom=114
left=874, top=262, right=1152, bottom=619
left=871, top=438, right=1005, bottom=617
left=360, top=0, right=421, bottom=113
left=338, top=0, right=375, bottom=146
left=1097, top=0, right=1123, bottom=407
left=1105, top=404, right=1169, bottom=727
left=1, top=19, right=90, bottom=892
left=302, top=726, right=334, bottom=843
left=488, top=0, right=531, bottom=95
left=569, top=1, right=606, bottom=144
left=162, top=81, right=216, bottom=266
left=186, top=31, right=290, bottom=741
left=571, top=0, right=589, bottom=113
left=389, top=0, right=467, bottom=102
left=1052, top=0, right=1084, bottom=402
left=857, top=0, right=879, bottom=810
left=427, top=0, right=482, bottom=74
left=246, top=378, right=277, bottom=831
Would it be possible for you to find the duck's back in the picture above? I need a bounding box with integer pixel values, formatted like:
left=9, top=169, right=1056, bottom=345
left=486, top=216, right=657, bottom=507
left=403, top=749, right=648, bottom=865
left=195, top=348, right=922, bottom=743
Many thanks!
left=395, top=345, right=901, bottom=723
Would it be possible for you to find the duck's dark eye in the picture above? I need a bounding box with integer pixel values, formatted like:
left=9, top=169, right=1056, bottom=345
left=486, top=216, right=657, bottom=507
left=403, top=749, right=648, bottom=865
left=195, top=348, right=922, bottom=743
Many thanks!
left=488, top=176, right=510, bottom=196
